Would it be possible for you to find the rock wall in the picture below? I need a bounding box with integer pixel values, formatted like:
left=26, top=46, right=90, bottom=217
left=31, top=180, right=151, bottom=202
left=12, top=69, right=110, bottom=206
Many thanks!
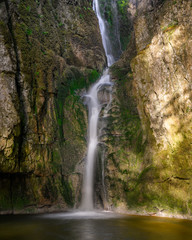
left=1, top=0, right=192, bottom=217
left=0, top=0, right=105, bottom=214
left=105, top=0, right=192, bottom=218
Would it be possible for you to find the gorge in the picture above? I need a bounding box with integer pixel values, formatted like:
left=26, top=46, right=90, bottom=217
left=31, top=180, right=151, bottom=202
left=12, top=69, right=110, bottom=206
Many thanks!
left=0, top=0, right=192, bottom=223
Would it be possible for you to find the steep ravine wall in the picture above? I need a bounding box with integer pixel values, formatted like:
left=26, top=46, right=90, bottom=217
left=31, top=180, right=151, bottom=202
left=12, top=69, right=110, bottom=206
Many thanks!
left=0, top=0, right=106, bottom=214
left=1, top=0, right=192, bottom=218
left=105, top=0, right=192, bottom=218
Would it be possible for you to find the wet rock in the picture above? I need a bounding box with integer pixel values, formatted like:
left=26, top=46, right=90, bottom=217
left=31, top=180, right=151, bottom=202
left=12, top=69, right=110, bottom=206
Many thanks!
left=0, top=0, right=105, bottom=213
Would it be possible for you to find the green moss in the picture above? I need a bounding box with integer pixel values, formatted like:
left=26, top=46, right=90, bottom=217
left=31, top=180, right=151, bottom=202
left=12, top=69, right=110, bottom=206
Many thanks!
left=55, top=82, right=66, bottom=141
left=0, top=0, right=104, bottom=212
left=111, top=65, right=144, bottom=154
left=126, top=186, right=190, bottom=215
left=51, top=150, right=61, bottom=174
left=61, top=177, right=74, bottom=207
left=12, top=195, right=30, bottom=210
left=137, top=165, right=154, bottom=184
left=67, top=68, right=100, bottom=94
left=161, top=21, right=178, bottom=33
left=88, top=69, right=100, bottom=84
left=0, top=193, right=12, bottom=211
left=41, top=177, right=58, bottom=201
left=124, top=134, right=192, bottom=215
left=54, top=67, right=99, bottom=142
left=26, top=28, right=32, bottom=35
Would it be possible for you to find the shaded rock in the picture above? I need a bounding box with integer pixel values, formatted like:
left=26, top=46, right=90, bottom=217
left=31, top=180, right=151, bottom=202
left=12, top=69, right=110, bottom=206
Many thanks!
left=0, top=0, right=105, bottom=213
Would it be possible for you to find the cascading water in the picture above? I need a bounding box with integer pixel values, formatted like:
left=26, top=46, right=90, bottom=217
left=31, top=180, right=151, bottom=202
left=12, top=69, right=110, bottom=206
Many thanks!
left=81, top=0, right=121, bottom=210
left=93, top=0, right=115, bottom=67
left=81, top=70, right=111, bottom=210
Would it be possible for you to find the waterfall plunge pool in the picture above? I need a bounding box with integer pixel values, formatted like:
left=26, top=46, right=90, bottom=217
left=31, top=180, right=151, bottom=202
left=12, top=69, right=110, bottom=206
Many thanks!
left=1, top=212, right=192, bottom=240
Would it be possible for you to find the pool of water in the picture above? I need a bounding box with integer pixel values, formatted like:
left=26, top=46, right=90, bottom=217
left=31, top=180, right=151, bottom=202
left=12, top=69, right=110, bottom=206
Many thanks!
left=0, top=211, right=192, bottom=240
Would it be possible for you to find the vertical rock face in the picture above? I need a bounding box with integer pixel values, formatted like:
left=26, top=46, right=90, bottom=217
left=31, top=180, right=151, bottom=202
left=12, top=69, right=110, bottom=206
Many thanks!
left=105, top=0, right=192, bottom=217
left=132, top=0, right=192, bottom=148
left=1, top=0, right=192, bottom=217
left=0, top=0, right=106, bottom=213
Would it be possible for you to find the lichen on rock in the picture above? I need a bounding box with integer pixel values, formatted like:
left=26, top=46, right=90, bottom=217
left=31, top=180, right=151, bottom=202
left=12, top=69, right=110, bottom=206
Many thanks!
left=0, top=0, right=105, bottom=213
left=104, top=0, right=192, bottom=218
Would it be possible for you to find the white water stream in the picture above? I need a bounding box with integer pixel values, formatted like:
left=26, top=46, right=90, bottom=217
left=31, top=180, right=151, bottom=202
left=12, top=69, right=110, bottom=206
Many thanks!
left=81, top=70, right=111, bottom=210
left=93, top=0, right=115, bottom=67
left=81, top=0, right=118, bottom=210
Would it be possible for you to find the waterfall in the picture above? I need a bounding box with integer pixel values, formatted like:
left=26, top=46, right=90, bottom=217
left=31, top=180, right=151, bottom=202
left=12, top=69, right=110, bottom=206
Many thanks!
left=81, top=0, right=121, bottom=210
left=93, top=0, right=115, bottom=67
left=81, top=70, right=111, bottom=210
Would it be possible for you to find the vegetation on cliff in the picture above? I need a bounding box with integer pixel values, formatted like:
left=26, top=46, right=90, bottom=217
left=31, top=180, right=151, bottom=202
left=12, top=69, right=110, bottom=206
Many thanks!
left=0, top=0, right=105, bottom=213
left=105, top=0, right=192, bottom=218
left=0, top=0, right=192, bottom=218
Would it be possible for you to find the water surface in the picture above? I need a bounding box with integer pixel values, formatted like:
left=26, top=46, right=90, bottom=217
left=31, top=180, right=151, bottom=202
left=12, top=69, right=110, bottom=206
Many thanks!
left=0, top=211, right=192, bottom=240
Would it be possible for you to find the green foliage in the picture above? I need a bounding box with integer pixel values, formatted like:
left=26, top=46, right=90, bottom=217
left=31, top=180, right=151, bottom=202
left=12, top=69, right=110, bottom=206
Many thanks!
left=68, top=68, right=100, bottom=94
left=26, top=28, right=32, bottom=35
left=58, top=22, right=63, bottom=27
left=88, top=69, right=100, bottom=84
left=117, top=0, right=129, bottom=15
left=26, top=5, right=31, bottom=12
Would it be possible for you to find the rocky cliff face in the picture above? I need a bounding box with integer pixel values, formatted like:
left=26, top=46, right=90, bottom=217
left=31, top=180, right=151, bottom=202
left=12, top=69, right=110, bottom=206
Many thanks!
left=0, top=0, right=105, bottom=214
left=1, top=0, right=192, bottom=218
left=104, top=0, right=192, bottom=218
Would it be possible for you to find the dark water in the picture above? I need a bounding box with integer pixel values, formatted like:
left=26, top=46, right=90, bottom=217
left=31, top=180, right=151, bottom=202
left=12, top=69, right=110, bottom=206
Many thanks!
left=0, top=211, right=192, bottom=240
